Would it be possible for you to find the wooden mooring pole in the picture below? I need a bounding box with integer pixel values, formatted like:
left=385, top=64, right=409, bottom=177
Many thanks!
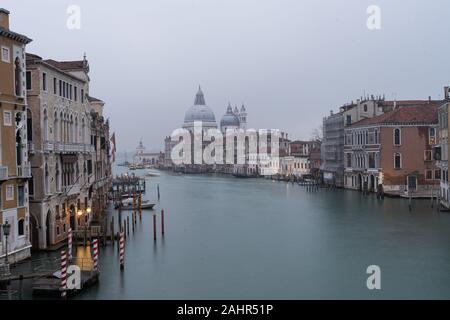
left=153, top=214, right=157, bottom=241
left=161, top=209, right=165, bottom=236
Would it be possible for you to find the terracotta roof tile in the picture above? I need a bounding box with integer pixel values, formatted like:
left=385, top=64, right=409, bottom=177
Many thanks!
left=351, top=103, right=441, bottom=127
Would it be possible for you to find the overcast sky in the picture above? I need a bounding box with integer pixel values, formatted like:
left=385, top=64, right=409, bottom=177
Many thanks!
left=4, top=0, right=450, bottom=153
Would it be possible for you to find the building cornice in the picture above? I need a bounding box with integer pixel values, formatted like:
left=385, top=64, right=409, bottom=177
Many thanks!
left=0, top=26, right=32, bottom=44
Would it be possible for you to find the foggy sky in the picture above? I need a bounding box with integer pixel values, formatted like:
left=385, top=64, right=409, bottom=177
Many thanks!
left=3, top=0, right=450, bottom=153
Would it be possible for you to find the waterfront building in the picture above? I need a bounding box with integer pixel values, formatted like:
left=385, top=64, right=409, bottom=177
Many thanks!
left=289, top=140, right=321, bottom=176
left=0, top=8, right=33, bottom=263
left=88, top=95, right=112, bottom=222
left=344, top=102, right=440, bottom=196
left=134, top=140, right=163, bottom=166
left=26, top=52, right=96, bottom=249
left=280, top=156, right=310, bottom=177
left=321, top=111, right=345, bottom=186
left=435, top=87, right=450, bottom=208
left=321, top=96, right=439, bottom=187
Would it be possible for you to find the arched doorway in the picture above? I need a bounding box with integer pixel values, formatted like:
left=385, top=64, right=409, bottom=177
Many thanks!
left=45, top=210, right=51, bottom=248
left=358, top=174, right=363, bottom=191
left=29, top=214, right=39, bottom=251
left=370, top=175, right=375, bottom=192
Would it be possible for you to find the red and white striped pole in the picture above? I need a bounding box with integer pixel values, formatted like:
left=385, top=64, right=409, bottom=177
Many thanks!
left=119, top=232, right=125, bottom=271
left=60, top=250, right=67, bottom=299
left=68, top=228, right=73, bottom=261
left=92, top=238, right=99, bottom=271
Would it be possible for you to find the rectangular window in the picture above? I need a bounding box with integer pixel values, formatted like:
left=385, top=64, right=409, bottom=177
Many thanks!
left=3, top=111, right=12, bottom=126
left=429, top=127, right=436, bottom=145
left=346, top=115, right=351, bottom=125
left=42, top=72, right=47, bottom=91
left=394, top=153, right=402, bottom=169
left=81, top=89, right=84, bottom=103
left=6, top=184, right=14, bottom=201
left=424, top=150, right=432, bottom=161
left=74, top=86, right=78, bottom=101
left=18, top=185, right=25, bottom=207
left=346, top=153, right=352, bottom=168
left=53, top=77, right=57, bottom=94
left=69, top=84, right=72, bottom=100
left=435, top=169, right=441, bottom=180
left=59, top=80, right=62, bottom=96
left=426, top=170, right=433, bottom=180
left=1, top=46, right=10, bottom=63
left=26, top=71, right=32, bottom=90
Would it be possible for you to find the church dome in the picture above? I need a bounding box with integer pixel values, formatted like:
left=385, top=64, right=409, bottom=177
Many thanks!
left=220, top=103, right=240, bottom=129
left=183, top=87, right=217, bottom=129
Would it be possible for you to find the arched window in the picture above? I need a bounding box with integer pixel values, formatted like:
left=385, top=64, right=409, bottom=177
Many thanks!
left=44, top=163, right=49, bottom=194
left=16, top=130, right=23, bottom=166
left=27, top=109, right=33, bottom=142
left=394, top=128, right=401, bottom=146
left=60, top=112, right=64, bottom=142
left=74, top=117, right=79, bottom=143
left=394, top=153, right=402, bottom=169
left=18, top=219, right=25, bottom=236
left=56, top=161, right=61, bottom=192
left=14, top=57, right=22, bottom=96
left=53, top=111, right=58, bottom=142
left=42, top=109, right=48, bottom=141
left=81, top=118, right=86, bottom=144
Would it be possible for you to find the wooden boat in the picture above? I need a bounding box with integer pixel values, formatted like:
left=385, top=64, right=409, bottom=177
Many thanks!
left=115, top=198, right=155, bottom=210
left=146, top=170, right=160, bottom=177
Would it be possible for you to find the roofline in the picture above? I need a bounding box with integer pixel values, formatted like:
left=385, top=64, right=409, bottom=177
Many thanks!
left=27, top=55, right=87, bottom=83
left=0, top=26, right=32, bottom=44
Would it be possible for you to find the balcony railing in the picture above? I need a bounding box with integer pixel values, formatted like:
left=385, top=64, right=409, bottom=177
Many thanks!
left=28, top=141, right=35, bottom=153
left=0, top=166, right=8, bottom=180
left=44, top=141, right=54, bottom=152
left=17, top=164, right=32, bottom=178
left=43, top=141, right=96, bottom=154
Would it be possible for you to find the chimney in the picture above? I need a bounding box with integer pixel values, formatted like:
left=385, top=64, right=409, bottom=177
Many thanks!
left=445, top=86, right=449, bottom=100
left=0, top=8, right=10, bottom=29
left=428, top=96, right=431, bottom=103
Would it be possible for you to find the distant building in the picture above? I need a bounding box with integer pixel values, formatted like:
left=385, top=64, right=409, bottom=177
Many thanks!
left=0, top=8, right=33, bottom=263
left=134, top=140, right=163, bottom=166
left=344, top=103, right=441, bottom=196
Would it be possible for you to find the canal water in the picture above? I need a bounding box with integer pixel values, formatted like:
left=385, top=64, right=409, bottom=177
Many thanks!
left=7, top=167, right=450, bottom=299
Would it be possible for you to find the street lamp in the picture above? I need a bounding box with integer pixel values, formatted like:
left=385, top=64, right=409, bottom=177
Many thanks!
left=2, top=220, right=11, bottom=264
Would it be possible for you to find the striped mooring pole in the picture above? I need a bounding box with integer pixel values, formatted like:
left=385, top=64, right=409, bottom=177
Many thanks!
left=92, top=238, right=99, bottom=271
left=119, top=232, right=125, bottom=271
left=60, top=250, right=68, bottom=299
left=68, top=228, right=73, bottom=261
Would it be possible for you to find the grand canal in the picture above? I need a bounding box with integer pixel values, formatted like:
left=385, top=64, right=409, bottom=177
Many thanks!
left=8, top=167, right=450, bottom=299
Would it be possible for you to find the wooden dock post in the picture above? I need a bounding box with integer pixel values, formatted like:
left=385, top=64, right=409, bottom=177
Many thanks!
left=157, top=184, right=160, bottom=201
left=409, top=194, right=412, bottom=212
left=153, top=214, right=157, bottom=241
left=127, top=216, right=130, bottom=235
left=161, top=209, right=165, bottom=236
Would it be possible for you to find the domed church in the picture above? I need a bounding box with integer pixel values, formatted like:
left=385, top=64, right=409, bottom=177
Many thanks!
left=182, top=86, right=248, bottom=133
left=183, top=86, right=218, bottom=131
left=220, top=103, right=247, bottom=133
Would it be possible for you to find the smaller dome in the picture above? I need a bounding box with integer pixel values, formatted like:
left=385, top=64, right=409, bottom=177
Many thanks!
left=220, top=103, right=240, bottom=128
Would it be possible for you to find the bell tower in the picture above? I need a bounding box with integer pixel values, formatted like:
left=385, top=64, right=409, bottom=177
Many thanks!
left=239, top=104, right=247, bottom=130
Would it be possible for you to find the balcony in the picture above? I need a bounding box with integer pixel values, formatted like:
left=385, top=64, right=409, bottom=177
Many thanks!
left=28, top=142, right=35, bottom=154
left=44, top=141, right=54, bottom=152
left=63, top=184, right=81, bottom=196
left=17, top=164, right=32, bottom=178
left=0, top=166, right=8, bottom=180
